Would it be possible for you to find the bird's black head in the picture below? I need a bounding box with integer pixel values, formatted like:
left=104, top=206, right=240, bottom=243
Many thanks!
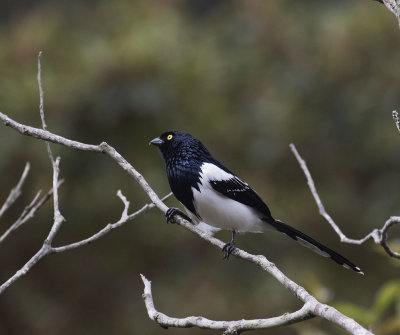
left=150, top=131, right=212, bottom=165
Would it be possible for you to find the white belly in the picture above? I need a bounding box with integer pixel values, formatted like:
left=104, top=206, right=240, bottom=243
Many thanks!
left=192, top=185, right=265, bottom=233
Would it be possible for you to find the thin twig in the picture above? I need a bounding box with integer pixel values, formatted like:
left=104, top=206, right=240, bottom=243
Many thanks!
left=52, top=192, right=172, bottom=253
left=43, top=157, right=65, bottom=246
left=289, top=143, right=400, bottom=259
left=140, top=274, right=314, bottom=334
left=0, top=181, right=63, bottom=244
left=38, top=51, right=47, bottom=131
left=393, top=110, right=400, bottom=135
left=0, top=191, right=41, bottom=242
left=37, top=52, right=65, bottom=245
left=0, top=162, right=30, bottom=219
left=37, top=51, right=54, bottom=162
left=380, top=216, right=400, bottom=258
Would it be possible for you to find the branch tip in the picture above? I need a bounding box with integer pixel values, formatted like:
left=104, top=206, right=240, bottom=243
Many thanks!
left=290, top=142, right=400, bottom=259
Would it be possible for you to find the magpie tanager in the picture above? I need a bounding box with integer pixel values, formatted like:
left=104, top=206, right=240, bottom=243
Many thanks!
left=150, top=131, right=363, bottom=274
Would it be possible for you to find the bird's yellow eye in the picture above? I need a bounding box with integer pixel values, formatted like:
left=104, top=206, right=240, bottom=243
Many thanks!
left=167, top=134, right=173, bottom=140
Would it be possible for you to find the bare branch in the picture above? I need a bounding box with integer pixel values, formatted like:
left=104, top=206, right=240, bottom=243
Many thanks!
left=140, top=274, right=314, bottom=334
left=52, top=192, right=172, bottom=253
left=380, top=216, right=400, bottom=258
left=0, top=190, right=42, bottom=243
left=289, top=143, right=400, bottom=259
left=37, top=51, right=47, bottom=131
left=0, top=112, right=169, bottom=212
left=37, top=52, right=66, bottom=246
left=393, top=110, right=400, bottom=135
left=0, top=162, right=30, bottom=219
left=382, top=0, right=400, bottom=27
left=43, top=157, right=65, bottom=246
left=374, top=0, right=400, bottom=27
left=0, top=244, right=52, bottom=294
left=162, top=214, right=373, bottom=334
left=0, top=181, right=62, bottom=244
left=37, top=51, right=54, bottom=162
left=0, top=112, right=103, bottom=152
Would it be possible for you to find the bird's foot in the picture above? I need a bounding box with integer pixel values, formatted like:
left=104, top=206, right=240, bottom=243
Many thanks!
left=165, top=207, right=192, bottom=224
left=222, top=240, right=236, bottom=260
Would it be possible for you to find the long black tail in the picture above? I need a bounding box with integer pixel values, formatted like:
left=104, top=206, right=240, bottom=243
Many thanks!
left=264, top=218, right=363, bottom=274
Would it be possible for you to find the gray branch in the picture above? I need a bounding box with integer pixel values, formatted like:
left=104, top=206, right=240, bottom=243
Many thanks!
left=382, top=0, right=400, bottom=27
left=393, top=110, right=400, bottom=135
left=142, top=214, right=372, bottom=334
left=141, top=274, right=314, bottom=334
left=0, top=183, right=58, bottom=244
left=0, top=162, right=30, bottom=219
left=52, top=191, right=172, bottom=253
left=0, top=111, right=169, bottom=211
left=289, top=143, right=400, bottom=259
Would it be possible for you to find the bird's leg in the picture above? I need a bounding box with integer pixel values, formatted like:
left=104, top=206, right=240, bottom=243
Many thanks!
left=165, top=207, right=192, bottom=224
left=222, top=230, right=236, bottom=259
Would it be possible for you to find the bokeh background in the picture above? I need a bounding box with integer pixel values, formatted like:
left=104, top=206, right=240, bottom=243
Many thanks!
left=0, top=1, right=399, bottom=334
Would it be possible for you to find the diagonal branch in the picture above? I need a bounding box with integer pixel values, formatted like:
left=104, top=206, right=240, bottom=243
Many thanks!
left=0, top=182, right=60, bottom=244
left=289, top=143, right=400, bottom=259
left=0, top=162, right=30, bottom=219
left=382, top=0, right=400, bottom=27
left=0, top=111, right=168, bottom=211
left=373, top=0, right=400, bottom=28
left=140, top=274, right=314, bottom=334
left=393, top=110, right=400, bottom=135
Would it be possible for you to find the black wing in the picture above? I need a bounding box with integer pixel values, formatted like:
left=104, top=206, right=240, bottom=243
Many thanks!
left=210, top=177, right=272, bottom=218
left=167, top=163, right=202, bottom=219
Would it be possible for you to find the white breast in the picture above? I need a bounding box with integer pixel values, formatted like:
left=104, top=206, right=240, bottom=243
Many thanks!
left=191, top=163, right=265, bottom=233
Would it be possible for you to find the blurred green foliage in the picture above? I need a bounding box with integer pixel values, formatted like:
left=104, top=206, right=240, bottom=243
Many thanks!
left=0, top=1, right=399, bottom=334
left=335, top=280, right=400, bottom=334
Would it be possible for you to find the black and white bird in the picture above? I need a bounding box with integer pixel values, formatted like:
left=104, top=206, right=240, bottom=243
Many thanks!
left=150, top=131, right=363, bottom=274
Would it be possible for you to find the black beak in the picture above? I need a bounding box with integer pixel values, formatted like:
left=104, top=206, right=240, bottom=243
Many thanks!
left=149, top=137, right=163, bottom=146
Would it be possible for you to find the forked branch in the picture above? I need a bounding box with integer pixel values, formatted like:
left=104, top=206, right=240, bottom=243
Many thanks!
left=141, top=274, right=314, bottom=334
left=289, top=143, right=400, bottom=259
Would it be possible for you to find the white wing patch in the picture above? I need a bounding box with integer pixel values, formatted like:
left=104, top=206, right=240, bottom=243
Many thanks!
left=190, top=162, right=265, bottom=233
left=199, top=162, right=235, bottom=182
